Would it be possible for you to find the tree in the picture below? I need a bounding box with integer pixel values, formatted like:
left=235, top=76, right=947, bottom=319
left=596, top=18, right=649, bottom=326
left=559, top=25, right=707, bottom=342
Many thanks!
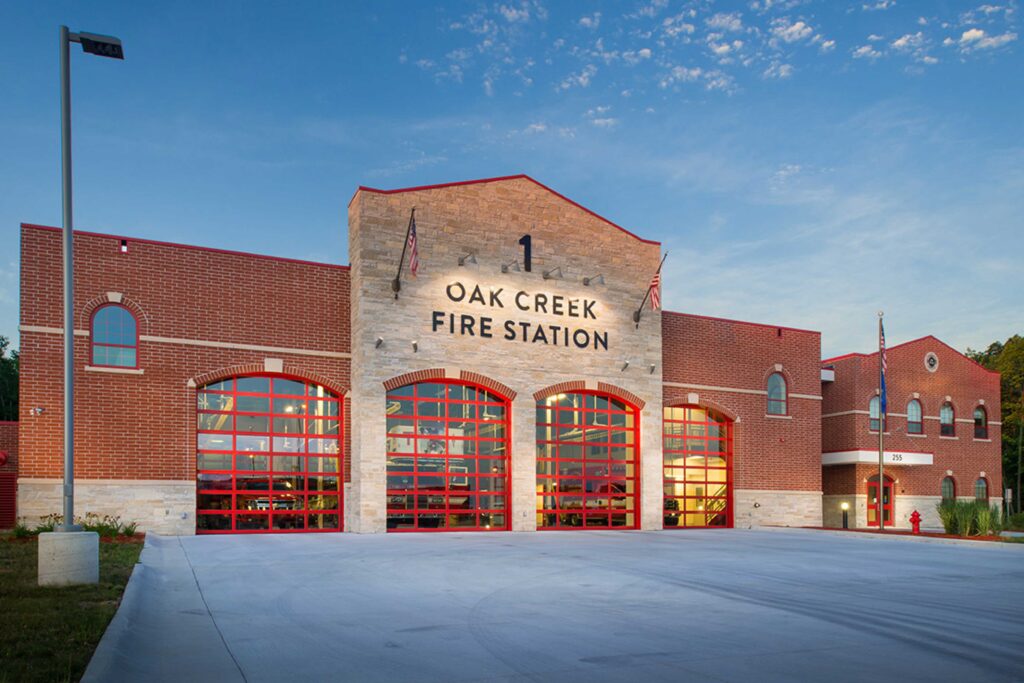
left=967, top=335, right=1024, bottom=514
left=0, top=336, right=17, bottom=421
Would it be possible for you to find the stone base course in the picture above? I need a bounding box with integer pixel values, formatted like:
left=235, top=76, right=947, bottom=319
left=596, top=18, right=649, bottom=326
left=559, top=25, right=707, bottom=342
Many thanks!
left=18, top=479, right=194, bottom=535
left=733, top=489, right=822, bottom=528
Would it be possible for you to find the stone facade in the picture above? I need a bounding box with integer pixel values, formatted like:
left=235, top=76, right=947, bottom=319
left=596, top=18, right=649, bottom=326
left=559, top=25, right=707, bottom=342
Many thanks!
left=348, top=177, right=663, bottom=532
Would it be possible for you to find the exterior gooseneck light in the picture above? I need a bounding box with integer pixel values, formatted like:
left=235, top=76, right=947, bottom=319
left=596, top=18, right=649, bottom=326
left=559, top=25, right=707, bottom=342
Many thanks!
left=375, top=337, right=384, bottom=348
left=458, top=253, right=477, bottom=267
left=543, top=266, right=563, bottom=281
left=583, top=274, right=604, bottom=286
left=411, top=340, right=419, bottom=353
left=621, top=360, right=630, bottom=372
left=501, top=259, right=521, bottom=274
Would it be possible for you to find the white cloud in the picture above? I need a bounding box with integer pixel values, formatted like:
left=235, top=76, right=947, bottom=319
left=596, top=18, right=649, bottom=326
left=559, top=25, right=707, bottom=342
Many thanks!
left=523, top=123, right=547, bottom=134
left=662, top=13, right=696, bottom=38
left=952, top=28, right=1018, bottom=51
left=622, top=48, right=653, bottom=65
left=862, top=0, right=894, bottom=10
left=891, top=32, right=923, bottom=51
left=771, top=18, right=813, bottom=44
left=819, top=39, right=836, bottom=52
left=707, top=12, right=744, bottom=32
left=763, top=61, right=794, bottom=79
left=591, top=118, right=619, bottom=128
left=658, top=65, right=702, bottom=88
left=867, top=34, right=884, bottom=42
left=578, top=12, right=601, bottom=29
left=498, top=4, right=529, bottom=23
left=853, top=44, right=883, bottom=59
left=558, top=64, right=598, bottom=90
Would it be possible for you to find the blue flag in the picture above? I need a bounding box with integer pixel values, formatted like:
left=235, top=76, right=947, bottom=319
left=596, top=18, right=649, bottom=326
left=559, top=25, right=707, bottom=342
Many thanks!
left=879, top=319, right=887, bottom=415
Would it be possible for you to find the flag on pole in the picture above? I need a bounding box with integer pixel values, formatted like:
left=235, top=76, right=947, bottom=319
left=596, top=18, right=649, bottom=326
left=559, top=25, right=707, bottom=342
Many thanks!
left=879, top=318, right=887, bottom=415
left=649, top=271, right=661, bottom=310
left=407, top=215, right=419, bottom=277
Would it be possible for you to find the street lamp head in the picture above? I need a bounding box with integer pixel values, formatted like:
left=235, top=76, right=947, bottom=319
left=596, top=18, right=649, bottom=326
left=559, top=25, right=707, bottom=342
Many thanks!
left=75, top=31, right=124, bottom=59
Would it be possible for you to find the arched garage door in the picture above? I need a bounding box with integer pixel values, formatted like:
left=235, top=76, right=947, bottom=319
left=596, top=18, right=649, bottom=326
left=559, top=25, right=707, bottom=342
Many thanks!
left=386, top=380, right=511, bottom=531
left=196, top=375, right=343, bottom=533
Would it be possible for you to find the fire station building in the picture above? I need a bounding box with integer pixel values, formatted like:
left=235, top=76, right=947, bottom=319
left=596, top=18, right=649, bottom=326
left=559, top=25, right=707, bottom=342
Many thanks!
left=10, top=175, right=1002, bottom=534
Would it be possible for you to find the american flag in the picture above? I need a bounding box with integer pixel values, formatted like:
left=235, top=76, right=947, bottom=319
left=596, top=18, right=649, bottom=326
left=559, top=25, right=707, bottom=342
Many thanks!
left=407, top=215, right=419, bottom=277
left=649, top=271, right=661, bottom=310
left=879, top=318, right=887, bottom=415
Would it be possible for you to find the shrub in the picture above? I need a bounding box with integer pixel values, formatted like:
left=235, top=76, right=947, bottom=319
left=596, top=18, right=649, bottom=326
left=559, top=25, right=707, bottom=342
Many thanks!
left=976, top=505, right=992, bottom=537
left=12, top=519, right=37, bottom=538
left=36, top=513, right=62, bottom=533
left=988, top=504, right=1003, bottom=535
left=1008, top=512, right=1024, bottom=532
left=953, top=501, right=976, bottom=537
left=937, top=501, right=957, bottom=534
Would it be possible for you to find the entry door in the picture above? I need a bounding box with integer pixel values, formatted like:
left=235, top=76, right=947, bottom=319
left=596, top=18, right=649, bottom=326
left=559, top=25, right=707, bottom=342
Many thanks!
left=866, top=479, right=893, bottom=527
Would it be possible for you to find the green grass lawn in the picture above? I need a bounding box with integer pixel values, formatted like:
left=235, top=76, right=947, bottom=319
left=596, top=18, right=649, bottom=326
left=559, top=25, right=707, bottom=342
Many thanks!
left=0, top=536, right=142, bottom=683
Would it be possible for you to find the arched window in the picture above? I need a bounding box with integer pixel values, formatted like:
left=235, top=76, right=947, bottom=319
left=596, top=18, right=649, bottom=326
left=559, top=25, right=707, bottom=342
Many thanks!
left=941, top=476, right=956, bottom=502
left=386, top=380, right=510, bottom=532
left=91, top=304, right=137, bottom=368
left=869, top=396, right=881, bottom=432
left=940, top=402, right=955, bottom=437
left=663, top=405, right=733, bottom=529
left=907, top=399, right=923, bottom=434
left=766, top=373, right=787, bottom=415
left=974, top=406, right=988, bottom=439
left=196, top=375, right=343, bottom=533
left=975, top=477, right=989, bottom=503
left=537, top=391, right=639, bottom=529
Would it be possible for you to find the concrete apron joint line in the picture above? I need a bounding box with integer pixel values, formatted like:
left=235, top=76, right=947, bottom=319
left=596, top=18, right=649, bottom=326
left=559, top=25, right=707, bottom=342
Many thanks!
left=82, top=535, right=247, bottom=683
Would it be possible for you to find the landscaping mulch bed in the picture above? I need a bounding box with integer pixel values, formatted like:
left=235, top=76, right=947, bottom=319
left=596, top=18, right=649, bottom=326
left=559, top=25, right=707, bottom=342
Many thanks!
left=813, top=527, right=1021, bottom=542
left=0, top=534, right=143, bottom=682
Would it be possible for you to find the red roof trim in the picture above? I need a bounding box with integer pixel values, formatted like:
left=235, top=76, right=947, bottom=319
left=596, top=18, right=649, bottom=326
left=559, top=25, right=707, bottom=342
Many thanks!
left=20, top=224, right=350, bottom=271
left=349, top=174, right=661, bottom=246
left=662, top=310, right=820, bottom=336
left=822, top=335, right=999, bottom=376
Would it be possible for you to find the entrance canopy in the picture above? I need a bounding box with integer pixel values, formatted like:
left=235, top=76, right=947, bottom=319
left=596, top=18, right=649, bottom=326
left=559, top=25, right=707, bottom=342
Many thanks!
left=822, top=450, right=933, bottom=467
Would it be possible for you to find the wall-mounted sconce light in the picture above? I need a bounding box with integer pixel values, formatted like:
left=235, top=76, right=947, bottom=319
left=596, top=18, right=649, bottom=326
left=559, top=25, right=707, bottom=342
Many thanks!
left=411, top=340, right=419, bottom=353
left=621, top=360, right=630, bottom=372
left=583, top=274, right=604, bottom=286
left=29, top=407, right=45, bottom=416
left=458, top=253, right=477, bottom=267
left=501, top=259, right=521, bottom=274
left=543, top=266, right=563, bottom=281
left=649, top=364, right=656, bottom=374
left=375, top=337, right=384, bottom=349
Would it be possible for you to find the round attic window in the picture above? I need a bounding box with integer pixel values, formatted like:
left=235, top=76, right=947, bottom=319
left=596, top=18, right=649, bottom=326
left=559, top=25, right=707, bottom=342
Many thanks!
left=924, top=352, right=939, bottom=373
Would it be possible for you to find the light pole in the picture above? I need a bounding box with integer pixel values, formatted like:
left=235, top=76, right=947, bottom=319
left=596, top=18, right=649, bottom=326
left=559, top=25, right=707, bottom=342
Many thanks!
left=39, top=26, right=123, bottom=586
left=57, top=26, right=123, bottom=531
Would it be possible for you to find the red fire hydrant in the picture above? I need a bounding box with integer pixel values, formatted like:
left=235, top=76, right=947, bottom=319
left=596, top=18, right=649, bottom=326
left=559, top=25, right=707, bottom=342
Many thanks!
left=910, top=510, right=922, bottom=535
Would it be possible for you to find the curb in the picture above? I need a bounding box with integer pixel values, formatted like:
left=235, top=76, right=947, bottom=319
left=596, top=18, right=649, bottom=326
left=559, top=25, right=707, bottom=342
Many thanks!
left=759, top=526, right=1024, bottom=550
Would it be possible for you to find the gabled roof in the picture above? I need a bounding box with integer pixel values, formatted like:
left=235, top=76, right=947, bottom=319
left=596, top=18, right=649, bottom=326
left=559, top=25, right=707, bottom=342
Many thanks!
left=349, top=174, right=660, bottom=246
left=822, top=335, right=998, bottom=375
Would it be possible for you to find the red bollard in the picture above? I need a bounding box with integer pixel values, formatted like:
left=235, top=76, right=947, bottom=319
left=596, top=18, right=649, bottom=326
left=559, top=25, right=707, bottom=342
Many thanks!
left=910, top=509, right=922, bottom=535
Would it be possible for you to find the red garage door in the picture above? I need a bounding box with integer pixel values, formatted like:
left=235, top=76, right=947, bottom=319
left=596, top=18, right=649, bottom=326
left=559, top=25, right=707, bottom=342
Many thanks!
left=196, top=375, right=343, bottom=534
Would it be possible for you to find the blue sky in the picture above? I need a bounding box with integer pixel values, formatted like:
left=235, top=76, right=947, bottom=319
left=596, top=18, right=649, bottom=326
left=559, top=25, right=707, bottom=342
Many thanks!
left=1, top=1, right=1020, bottom=357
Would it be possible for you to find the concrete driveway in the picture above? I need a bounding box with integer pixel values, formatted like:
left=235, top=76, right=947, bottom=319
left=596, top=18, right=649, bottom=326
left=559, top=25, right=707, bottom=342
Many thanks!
left=84, top=529, right=1024, bottom=683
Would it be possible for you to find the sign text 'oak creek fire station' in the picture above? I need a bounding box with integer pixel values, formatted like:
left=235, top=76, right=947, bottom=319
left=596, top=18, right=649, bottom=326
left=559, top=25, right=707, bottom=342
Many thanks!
left=432, top=281, right=609, bottom=350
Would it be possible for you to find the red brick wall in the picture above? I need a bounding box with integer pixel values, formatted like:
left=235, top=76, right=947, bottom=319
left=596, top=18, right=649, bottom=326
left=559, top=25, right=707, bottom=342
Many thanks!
left=0, top=421, right=17, bottom=527
left=662, top=312, right=823, bottom=492
left=18, top=225, right=351, bottom=482
left=822, top=336, right=1002, bottom=498
left=0, top=422, right=16, bottom=474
